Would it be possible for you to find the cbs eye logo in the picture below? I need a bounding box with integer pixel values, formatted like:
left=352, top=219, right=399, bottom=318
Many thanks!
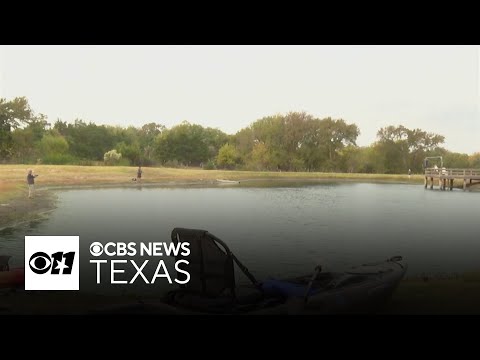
left=29, top=251, right=76, bottom=275
left=90, top=242, right=103, bottom=256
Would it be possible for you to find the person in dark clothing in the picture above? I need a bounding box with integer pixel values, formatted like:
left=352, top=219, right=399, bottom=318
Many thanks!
left=137, top=166, right=143, bottom=183
left=27, top=169, right=38, bottom=198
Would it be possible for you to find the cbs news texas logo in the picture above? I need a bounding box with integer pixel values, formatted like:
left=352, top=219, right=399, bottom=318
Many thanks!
left=25, top=236, right=79, bottom=290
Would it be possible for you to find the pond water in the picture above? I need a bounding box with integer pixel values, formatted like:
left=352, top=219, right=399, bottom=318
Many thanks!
left=1, top=181, right=480, bottom=295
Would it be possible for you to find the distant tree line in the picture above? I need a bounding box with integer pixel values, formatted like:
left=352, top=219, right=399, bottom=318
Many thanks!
left=1, top=96, right=479, bottom=173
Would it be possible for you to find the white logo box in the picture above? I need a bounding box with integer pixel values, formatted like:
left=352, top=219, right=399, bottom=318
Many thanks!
left=24, top=236, right=80, bottom=291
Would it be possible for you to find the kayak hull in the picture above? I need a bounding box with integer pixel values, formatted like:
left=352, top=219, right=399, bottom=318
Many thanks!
left=262, top=257, right=407, bottom=314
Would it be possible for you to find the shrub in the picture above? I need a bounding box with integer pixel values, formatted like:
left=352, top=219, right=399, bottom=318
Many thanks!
left=104, top=149, right=122, bottom=165
left=203, top=160, right=216, bottom=170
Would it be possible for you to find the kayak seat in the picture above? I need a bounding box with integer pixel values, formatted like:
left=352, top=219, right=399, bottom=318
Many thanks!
left=167, top=228, right=264, bottom=311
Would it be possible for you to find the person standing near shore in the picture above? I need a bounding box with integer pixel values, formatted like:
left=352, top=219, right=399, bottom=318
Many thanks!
left=137, top=166, right=143, bottom=183
left=27, top=169, right=38, bottom=198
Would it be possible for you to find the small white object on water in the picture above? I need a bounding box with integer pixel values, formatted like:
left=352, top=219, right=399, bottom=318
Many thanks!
left=216, top=179, right=240, bottom=184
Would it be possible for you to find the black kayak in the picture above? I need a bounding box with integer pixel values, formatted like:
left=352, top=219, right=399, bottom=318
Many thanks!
left=90, top=228, right=407, bottom=315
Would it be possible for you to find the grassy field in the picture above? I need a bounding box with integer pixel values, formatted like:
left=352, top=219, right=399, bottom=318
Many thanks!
left=0, top=164, right=425, bottom=189
left=3, top=164, right=477, bottom=199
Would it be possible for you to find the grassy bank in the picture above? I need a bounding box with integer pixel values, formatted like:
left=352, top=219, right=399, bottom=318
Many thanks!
left=383, top=271, right=480, bottom=314
left=0, top=164, right=424, bottom=189
left=2, top=273, right=479, bottom=314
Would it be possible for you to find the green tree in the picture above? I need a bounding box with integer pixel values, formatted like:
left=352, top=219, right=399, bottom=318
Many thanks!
left=203, top=127, right=230, bottom=160
left=375, top=125, right=445, bottom=173
left=155, top=121, right=228, bottom=166
left=233, top=112, right=359, bottom=172
left=319, top=118, right=359, bottom=166
left=234, top=126, right=255, bottom=163
left=39, top=133, right=71, bottom=164
left=0, top=97, right=33, bottom=159
left=116, top=141, right=141, bottom=165
left=66, top=120, right=117, bottom=161
left=139, top=123, right=165, bottom=165
left=469, top=152, right=480, bottom=168
left=40, top=133, right=69, bottom=155
left=9, top=114, right=50, bottom=163
left=53, top=119, right=68, bottom=136
left=216, top=143, right=238, bottom=169
left=443, top=151, right=470, bottom=168
left=248, top=142, right=271, bottom=170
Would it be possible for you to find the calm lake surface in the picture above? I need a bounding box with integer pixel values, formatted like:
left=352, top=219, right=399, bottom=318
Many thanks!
left=1, top=181, right=480, bottom=295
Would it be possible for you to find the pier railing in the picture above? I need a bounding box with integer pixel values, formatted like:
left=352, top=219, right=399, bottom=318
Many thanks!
left=424, top=167, right=480, bottom=191
left=424, top=168, right=480, bottom=177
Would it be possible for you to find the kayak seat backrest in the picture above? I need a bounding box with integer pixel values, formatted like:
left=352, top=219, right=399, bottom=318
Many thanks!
left=171, top=228, right=236, bottom=298
left=0, top=255, right=11, bottom=271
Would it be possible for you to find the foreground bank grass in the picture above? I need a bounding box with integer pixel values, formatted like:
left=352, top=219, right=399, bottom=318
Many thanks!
left=0, top=164, right=424, bottom=189
left=383, top=271, right=480, bottom=314
left=2, top=273, right=479, bottom=314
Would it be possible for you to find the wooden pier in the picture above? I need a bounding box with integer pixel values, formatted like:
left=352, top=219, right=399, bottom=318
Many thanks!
left=424, top=168, right=480, bottom=191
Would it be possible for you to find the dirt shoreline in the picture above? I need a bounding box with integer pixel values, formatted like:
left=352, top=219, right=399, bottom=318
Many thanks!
left=1, top=179, right=218, bottom=230
left=0, top=177, right=409, bottom=230
left=0, top=187, right=58, bottom=231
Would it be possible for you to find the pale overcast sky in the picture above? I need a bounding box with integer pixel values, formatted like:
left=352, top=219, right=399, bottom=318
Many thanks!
left=1, top=45, right=479, bottom=154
